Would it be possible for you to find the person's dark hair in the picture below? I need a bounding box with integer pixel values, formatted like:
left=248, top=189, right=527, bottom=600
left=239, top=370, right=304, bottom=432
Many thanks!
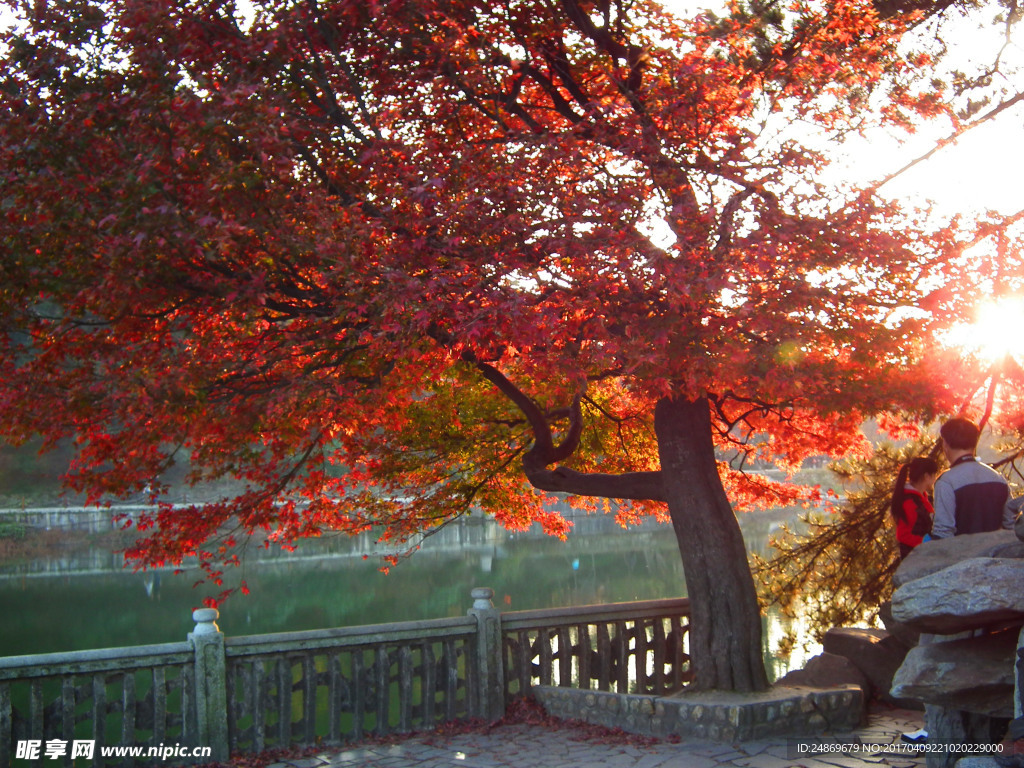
left=890, top=457, right=940, bottom=522
left=940, top=417, right=981, bottom=452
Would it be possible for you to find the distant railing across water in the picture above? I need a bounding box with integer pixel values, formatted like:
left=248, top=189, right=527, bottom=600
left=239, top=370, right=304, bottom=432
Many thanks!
left=0, top=589, right=691, bottom=767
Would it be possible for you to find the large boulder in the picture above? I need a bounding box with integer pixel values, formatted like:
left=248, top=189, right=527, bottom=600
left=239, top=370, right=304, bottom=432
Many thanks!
left=879, top=600, right=921, bottom=649
left=890, top=519, right=1024, bottom=768
left=774, top=652, right=871, bottom=720
left=822, top=627, right=916, bottom=706
left=891, top=558, right=1024, bottom=634
left=894, top=531, right=1024, bottom=589
left=925, top=705, right=1014, bottom=768
left=775, top=651, right=871, bottom=696
left=890, top=629, right=1020, bottom=718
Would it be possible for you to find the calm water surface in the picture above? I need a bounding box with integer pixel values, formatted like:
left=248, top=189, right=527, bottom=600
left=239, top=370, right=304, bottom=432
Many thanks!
left=0, top=508, right=815, bottom=680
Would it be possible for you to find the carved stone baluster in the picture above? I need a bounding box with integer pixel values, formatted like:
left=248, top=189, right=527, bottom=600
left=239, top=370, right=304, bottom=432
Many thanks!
left=327, top=653, right=342, bottom=744
left=421, top=642, right=436, bottom=726
left=301, top=655, right=316, bottom=746
left=351, top=652, right=365, bottom=741
left=539, top=629, right=553, bottom=686
left=597, top=624, right=611, bottom=691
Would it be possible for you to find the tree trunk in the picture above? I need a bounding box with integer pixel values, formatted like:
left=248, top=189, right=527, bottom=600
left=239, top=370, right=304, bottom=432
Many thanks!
left=654, top=395, right=769, bottom=692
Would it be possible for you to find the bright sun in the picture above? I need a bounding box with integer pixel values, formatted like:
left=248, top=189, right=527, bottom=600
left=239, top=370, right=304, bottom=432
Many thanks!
left=943, top=297, right=1024, bottom=364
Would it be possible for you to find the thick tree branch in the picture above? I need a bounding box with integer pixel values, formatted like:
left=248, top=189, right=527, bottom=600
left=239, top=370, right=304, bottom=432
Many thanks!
left=517, top=62, right=587, bottom=124
left=713, top=188, right=757, bottom=259
left=560, top=0, right=630, bottom=62
left=524, top=464, right=666, bottom=501
left=549, top=392, right=584, bottom=463
left=470, top=358, right=665, bottom=501
left=470, top=358, right=555, bottom=463
left=872, top=0, right=958, bottom=18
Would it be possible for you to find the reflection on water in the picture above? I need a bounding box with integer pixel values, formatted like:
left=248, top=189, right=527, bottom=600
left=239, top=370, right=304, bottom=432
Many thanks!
left=0, top=508, right=817, bottom=680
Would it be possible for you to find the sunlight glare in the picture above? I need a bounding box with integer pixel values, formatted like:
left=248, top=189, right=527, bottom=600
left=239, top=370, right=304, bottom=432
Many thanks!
left=943, top=297, right=1024, bottom=364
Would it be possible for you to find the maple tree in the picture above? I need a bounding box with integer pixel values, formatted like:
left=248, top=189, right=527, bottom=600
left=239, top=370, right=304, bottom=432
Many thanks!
left=1, top=0, right=1017, bottom=692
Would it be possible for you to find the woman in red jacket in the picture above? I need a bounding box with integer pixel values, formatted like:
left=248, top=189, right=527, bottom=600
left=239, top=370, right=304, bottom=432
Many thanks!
left=890, top=456, right=940, bottom=560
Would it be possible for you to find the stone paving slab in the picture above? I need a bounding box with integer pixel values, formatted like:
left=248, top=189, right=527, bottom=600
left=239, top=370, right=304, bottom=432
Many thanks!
left=266, top=708, right=930, bottom=768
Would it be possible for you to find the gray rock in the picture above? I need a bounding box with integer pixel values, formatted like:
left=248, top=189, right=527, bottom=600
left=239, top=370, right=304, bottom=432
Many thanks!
left=926, top=703, right=1015, bottom=768
left=775, top=651, right=871, bottom=699
left=1011, top=714, right=1024, bottom=740
left=879, top=600, right=922, bottom=649
left=822, top=626, right=915, bottom=706
left=895, top=531, right=1022, bottom=588
left=1018, top=628, right=1024, bottom=720
left=953, top=759, right=1003, bottom=768
left=951, top=755, right=1022, bottom=768
left=823, top=626, right=888, bottom=654
left=891, top=558, right=1024, bottom=634
left=992, top=541, right=1024, bottom=558
left=891, top=629, right=1019, bottom=717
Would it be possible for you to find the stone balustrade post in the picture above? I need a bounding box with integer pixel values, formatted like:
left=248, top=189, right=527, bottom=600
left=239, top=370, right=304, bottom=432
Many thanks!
left=468, top=587, right=505, bottom=721
left=189, top=608, right=229, bottom=762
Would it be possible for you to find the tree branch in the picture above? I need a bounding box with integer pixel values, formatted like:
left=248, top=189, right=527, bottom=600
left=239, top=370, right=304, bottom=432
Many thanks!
left=873, top=91, right=1024, bottom=191
left=470, top=358, right=555, bottom=465
left=470, top=358, right=665, bottom=501
left=524, top=464, right=666, bottom=501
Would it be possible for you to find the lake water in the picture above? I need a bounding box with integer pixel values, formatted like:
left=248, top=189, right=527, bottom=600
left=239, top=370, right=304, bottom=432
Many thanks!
left=0, top=507, right=816, bottom=681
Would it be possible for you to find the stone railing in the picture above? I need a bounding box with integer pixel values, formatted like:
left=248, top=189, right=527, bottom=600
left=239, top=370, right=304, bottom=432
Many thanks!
left=0, top=589, right=691, bottom=766
left=501, top=597, right=692, bottom=697
left=223, top=612, right=483, bottom=753
left=0, top=641, right=198, bottom=767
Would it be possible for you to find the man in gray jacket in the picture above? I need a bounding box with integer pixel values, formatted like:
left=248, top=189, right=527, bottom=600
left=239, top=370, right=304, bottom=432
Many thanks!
left=931, top=417, right=1018, bottom=538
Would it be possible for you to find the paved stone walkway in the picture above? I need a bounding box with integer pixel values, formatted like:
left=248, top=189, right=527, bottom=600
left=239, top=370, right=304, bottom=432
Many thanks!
left=267, top=707, right=929, bottom=768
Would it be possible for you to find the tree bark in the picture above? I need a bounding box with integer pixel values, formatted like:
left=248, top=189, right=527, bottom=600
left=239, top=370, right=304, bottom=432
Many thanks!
left=523, top=465, right=666, bottom=501
left=654, top=395, right=769, bottom=692
left=482, top=356, right=769, bottom=692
